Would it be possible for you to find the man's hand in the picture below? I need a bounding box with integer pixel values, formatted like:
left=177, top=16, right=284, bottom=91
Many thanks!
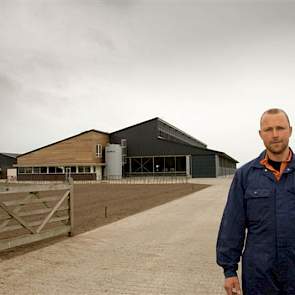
left=224, top=276, right=241, bottom=295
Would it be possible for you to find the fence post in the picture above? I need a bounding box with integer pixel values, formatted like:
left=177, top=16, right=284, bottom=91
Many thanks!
left=68, top=177, right=74, bottom=237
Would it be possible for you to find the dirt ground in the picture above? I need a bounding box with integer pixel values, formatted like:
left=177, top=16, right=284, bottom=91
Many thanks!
left=0, top=183, right=209, bottom=260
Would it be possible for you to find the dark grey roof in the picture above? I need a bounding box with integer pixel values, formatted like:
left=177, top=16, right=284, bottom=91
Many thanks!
left=110, top=117, right=159, bottom=134
left=157, top=117, right=207, bottom=148
left=0, top=153, right=19, bottom=158
left=111, top=117, right=207, bottom=147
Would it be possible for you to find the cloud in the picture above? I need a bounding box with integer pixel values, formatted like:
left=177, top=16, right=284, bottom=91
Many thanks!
left=1, top=0, right=295, bottom=164
left=0, top=73, right=22, bottom=97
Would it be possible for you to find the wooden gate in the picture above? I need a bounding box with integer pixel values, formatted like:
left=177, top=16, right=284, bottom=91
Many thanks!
left=0, top=180, right=74, bottom=251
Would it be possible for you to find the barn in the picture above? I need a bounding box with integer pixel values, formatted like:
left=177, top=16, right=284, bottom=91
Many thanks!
left=15, top=118, right=237, bottom=181
left=110, top=118, right=237, bottom=178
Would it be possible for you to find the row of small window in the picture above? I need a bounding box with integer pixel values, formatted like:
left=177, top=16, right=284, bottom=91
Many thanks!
left=18, top=166, right=96, bottom=174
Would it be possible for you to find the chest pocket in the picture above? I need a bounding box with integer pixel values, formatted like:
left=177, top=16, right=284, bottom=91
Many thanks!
left=245, top=188, right=273, bottom=222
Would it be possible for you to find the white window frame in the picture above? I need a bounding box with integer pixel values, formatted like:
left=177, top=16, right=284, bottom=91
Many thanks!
left=121, top=139, right=127, bottom=147
left=96, top=144, right=102, bottom=158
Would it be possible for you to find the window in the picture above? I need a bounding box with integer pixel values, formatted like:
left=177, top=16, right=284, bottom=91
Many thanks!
left=154, top=157, right=164, bottom=172
left=56, top=167, right=63, bottom=173
left=96, top=144, right=102, bottom=157
left=41, top=167, right=47, bottom=174
left=78, top=166, right=91, bottom=173
left=121, top=139, right=127, bottom=165
left=64, top=166, right=76, bottom=174
left=49, top=167, right=56, bottom=174
left=176, top=156, right=186, bottom=172
left=121, top=139, right=127, bottom=147
left=33, top=167, right=40, bottom=174
left=24, top=167, right=32, bottom=174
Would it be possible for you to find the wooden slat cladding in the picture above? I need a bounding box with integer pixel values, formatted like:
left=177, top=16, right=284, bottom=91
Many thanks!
left=17, top=131, right=109, bottom=166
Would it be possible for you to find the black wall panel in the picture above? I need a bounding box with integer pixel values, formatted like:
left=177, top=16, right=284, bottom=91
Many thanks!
left=192, top=154, right=216, bottom=178
left=110, top=119, right=211, bottom=156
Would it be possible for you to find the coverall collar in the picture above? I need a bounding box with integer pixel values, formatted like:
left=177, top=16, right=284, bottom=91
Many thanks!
left=252, top=148, right=295, bottom=170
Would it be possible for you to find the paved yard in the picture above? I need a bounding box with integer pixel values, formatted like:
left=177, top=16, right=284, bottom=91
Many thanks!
left=0, top=178, right=233, bottom=295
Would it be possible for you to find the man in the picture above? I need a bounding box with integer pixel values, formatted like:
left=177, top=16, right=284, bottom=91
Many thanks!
left=216, top=108, right=295, bottom=295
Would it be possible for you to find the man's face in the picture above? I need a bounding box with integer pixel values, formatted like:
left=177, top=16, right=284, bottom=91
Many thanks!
left=259, top=112, right=292, bottom=156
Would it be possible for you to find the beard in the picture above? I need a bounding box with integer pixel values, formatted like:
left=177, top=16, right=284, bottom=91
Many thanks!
left=267, top=141, right=289, bottom=155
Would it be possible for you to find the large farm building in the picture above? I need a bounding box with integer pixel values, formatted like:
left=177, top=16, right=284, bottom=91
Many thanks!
left=15, top=118, right=237, bottom=181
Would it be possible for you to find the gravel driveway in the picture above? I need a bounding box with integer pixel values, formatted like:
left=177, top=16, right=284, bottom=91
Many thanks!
left=0, top=178, right=232, bottom=295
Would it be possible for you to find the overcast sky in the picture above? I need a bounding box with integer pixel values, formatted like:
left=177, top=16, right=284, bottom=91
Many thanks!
left=1, top=0, right=295, bottom=166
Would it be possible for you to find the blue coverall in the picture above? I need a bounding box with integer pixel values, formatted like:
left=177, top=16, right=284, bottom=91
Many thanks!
left=216, top=151, right=295, bottom=295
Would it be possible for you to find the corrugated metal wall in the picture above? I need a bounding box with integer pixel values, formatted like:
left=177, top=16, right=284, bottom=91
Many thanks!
left=110, top=119, right=211, bottom=157
left=191, top=154, right=216, bottom=178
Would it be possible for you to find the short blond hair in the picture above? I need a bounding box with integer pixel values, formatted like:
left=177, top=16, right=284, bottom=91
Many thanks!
left=260, top=108, right=290, bottom=127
